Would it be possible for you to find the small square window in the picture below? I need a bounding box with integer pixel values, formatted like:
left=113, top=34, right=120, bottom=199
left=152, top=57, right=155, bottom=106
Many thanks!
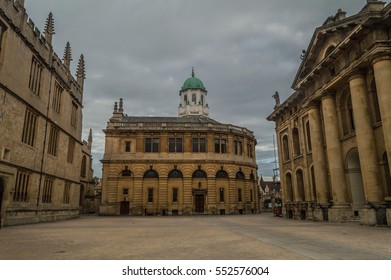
left=123, top=188, right=129, bottom=195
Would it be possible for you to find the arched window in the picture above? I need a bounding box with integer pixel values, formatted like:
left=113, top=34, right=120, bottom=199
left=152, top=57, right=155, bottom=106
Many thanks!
left=285, top=173, right=293, bottom=202
left=144, top=169, right=159, bottom=178
left=192, top=170, right=207, bottom=178
left=80, top=155, right=87, bottom=177
left=370, top=80, right=381, bottom=123
left=292, top=128, right=301, bottom=156
left=121, top=169, right=131, bottom=177
left=324, top=45, right=335, bottom=58
left=296, top=169, right=305, bottom=201
left=341, top=91, right=355, bottom=135
left=236, top=171, right=244, bottom=180
left=192, top=94, right=196, bottom=105
left=282, top=134, right=290, bottom=161
left=216, top=170, right=228, bottom=179
left=168, top=169, right=183, bottom=179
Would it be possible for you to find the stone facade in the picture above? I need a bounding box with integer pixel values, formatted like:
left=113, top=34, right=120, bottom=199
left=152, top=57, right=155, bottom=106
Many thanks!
left=268, top=1, right=391, bottom=226
left=100, top=72, right=259, bottom=216
left=0, top=0, right=92, bottom=227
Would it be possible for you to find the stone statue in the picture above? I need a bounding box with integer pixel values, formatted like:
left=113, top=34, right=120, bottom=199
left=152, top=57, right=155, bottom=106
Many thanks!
left=272, top=91, right=280, bottom=108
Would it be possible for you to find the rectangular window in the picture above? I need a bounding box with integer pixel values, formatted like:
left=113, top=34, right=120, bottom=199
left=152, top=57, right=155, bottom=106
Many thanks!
left=28, top=56, right=43, bottom=96
left=145, top=138, right=159, bottom=153
left=215, top=139, right=227, bottom=154
left=67, top=137, right=75, bottom=164
left=247, top=144, right=253, bottom=158
left=193, top=138, right=206, bottom=153
left=13, top=171, right=29, bottom=202
left=123, top=188, right=129, bottom=195
left=169, top=138, right=183, bottom=153
left=219, top=188, right=224, bottom=202
left=238, top=189, right=242, bottom=202
left=250, top=189, right=253, bottom=202
left=48, top=125, right=59, bottom=156
left=63, top=182, right=71, bottom=204
left=70, top=102, right=78, bottom=128
left=52, top=82, right=63, bottom=113
left=148, top=188, right=154, bottom=203
left=234, top=140, right=243, bottom=155
left=125, top=141, right=131, bottom=152
left=21, top=108, right=37, bottom=147
left=173, top=188, right=178, bottom=202
left=42, top=177, right=53, bottom=203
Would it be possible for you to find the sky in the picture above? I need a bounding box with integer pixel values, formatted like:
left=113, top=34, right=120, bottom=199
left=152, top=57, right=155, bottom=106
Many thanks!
left=24, top=0, right=377, bottom=179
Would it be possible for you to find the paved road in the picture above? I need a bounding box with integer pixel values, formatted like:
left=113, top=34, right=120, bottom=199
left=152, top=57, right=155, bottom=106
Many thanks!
left=0, top=214, right=389, bottom=260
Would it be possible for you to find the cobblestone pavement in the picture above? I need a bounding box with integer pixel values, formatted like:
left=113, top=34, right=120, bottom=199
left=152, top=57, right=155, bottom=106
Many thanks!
left=0, top=214, right=390, bottom=260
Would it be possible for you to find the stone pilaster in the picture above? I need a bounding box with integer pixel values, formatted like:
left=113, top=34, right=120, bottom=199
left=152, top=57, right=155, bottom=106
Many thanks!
left=321, top=94, right=352, bottom=222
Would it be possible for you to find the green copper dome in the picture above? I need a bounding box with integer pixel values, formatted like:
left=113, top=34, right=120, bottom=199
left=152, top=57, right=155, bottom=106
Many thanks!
left=181, top=68, right=206, bottom=91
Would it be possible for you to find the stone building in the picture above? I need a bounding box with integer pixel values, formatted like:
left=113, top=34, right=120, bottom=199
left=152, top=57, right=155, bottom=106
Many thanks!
left=267, top=0, right=391, bottom=226
left=100, top=70, right=259, bottom=216
left=0, top=0, right=91, bottom=226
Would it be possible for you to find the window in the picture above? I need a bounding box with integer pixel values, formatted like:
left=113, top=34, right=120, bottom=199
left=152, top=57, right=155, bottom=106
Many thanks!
left=21, top=108, right=37, bottom=147
left=250, top=189, right=253, bottom=202
left=292, top=128, right=301, bottom=156
left=234, top=140, right=243, bottom=155
left=192, top=138, right=206, bottom=153
left=125, top=141, right=131, bottom=152
left=28, top=56, right=43, bottom=96
left=169, top=138, right=183, bottom=153
left=0, top=22, right=6, bottom=54
left=145, top=138, right=159, bottom=153
left=192, top=94, right=196, bottom=104
left=67, top=137, right=75, bottom=163
left=238, top=189, right=242, bottom=202
left=70, top=102, right=78, bottom=128
left=172, top=188, right=178, bottom=202
left=282, top=134, right=290, bottom=161
left=52, top=82, right=63, bottom=113
left=63, top=182, right=71, bottom=204
left=13, top=171, right=29, bottom=202
left=148, top=188, right=154, bottom=203
left=219, top=188, right=224, bottom=202
left=214, top=139, right=226, bottom=154
left=47, top=125, right=59, bottom=156
left=305, top=121, right=312, bottom=152
left=81, top=155, right=87, bottom=177
left=123, top=188, right=129, bottom=195
left=247, top=143, right=253, bottom=158
left=42, top=177, right=53, bottom=203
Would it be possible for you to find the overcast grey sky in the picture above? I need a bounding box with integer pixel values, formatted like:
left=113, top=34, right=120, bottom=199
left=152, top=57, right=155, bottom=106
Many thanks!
left=24, top=0, right=376, bottom=179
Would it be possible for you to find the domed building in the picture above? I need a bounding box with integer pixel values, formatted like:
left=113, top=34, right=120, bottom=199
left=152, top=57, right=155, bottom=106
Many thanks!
left=100, top=70, right=259, bottom=216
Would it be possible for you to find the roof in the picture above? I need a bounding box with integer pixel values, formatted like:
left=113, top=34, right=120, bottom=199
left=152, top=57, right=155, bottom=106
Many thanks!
left=121, top=115, right=219, bottom=124
left=181, top=68, right=206, bottom=91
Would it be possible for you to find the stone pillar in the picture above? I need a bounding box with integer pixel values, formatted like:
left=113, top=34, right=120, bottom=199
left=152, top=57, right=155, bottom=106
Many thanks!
left=349, top=74, right=386, bottom=225
left=308, top=105, right=330, bottom=220
left=373, top=55, right=391, bottom=176
left=321, top=94, right=352, bottom=222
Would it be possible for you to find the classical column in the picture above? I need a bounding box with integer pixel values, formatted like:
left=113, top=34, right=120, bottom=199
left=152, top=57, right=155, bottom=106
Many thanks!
left=321, top=94, right=350, bottom=209
left=349, top=74, right=383, bottom=203
left=308, top=104, right=330, bottom=206
left=373, top=55, right=391, bottom=176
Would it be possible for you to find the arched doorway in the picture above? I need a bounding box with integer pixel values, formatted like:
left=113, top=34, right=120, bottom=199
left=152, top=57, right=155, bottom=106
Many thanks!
left=346, top=149, right=365, bottom=215
left=0, top=178, right=4, bottom=228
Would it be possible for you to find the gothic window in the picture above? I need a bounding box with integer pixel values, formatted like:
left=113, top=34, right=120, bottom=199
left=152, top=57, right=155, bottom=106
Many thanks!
left=42, top=177, right=53, bottom=203
left=28, top=56, right=43, bottom=96
left=216, top=170, right=228, bottom=179
left=192, top=169, right=207, bottom=178
left=305, top=120, right=312, bottom=152
left=52, top=82, right=63, bottom=113
left=285, top=172, right=293, bottom=202
left=47, top=125, right=59, bottom=156
left=145, top=138, right=159, bottom=153
left=21, top=108, right=37, bottom=147
left=67, top=137, right=75, bottom=164
left=169, top=138, right=183, bottom=153
left=282, top=134, right=290, bottom=161
left=296, top=169, right=305, bottom=201
left=63, top=182, right=71, bottom=204
left=192, top=138, right=206, bottom=153
left=144, top=169, right=159, bottom=178
left=80, top=155, right=87, bottom=177
left=70, top=102, right=78, bottom=128
left=168, top=170, right=183, bottom=178
left=13, top=171, right=29, bottom=202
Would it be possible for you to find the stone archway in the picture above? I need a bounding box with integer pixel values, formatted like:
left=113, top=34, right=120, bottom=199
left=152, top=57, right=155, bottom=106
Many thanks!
left=346, top=149, right=365, bottom=214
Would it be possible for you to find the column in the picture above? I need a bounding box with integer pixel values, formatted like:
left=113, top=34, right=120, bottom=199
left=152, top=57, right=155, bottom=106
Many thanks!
left=349, top=74, right=383, bottom=203
left=373, top=55, right=391, bottom=176
left=308, top=105, right=330, bottom=205
left=321, top=94, right=351, bottom=222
